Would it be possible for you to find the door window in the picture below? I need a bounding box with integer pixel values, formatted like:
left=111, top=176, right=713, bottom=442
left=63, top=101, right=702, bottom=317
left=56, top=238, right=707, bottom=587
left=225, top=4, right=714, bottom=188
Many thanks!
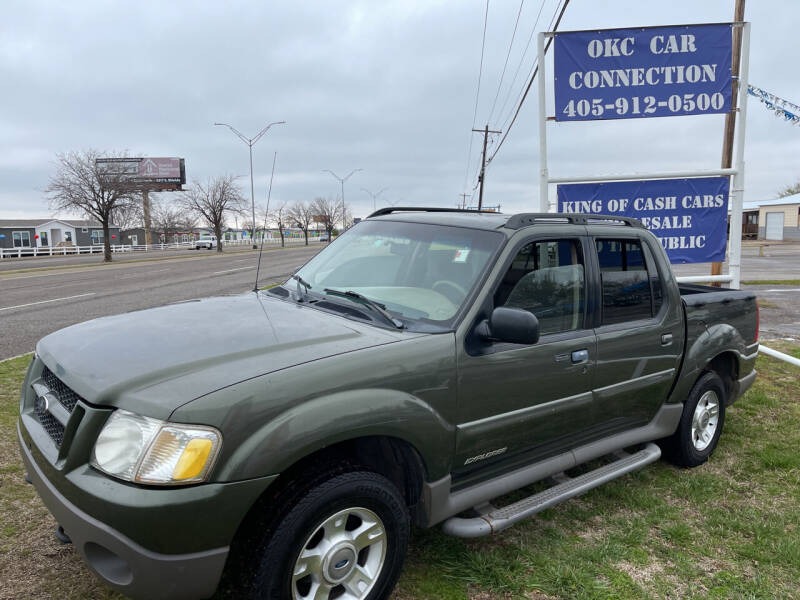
left=595, top=239, right=655, bottom=325
left=39, top=231, right=48, bottom=246
left=495, top=239, right=585, bottom=335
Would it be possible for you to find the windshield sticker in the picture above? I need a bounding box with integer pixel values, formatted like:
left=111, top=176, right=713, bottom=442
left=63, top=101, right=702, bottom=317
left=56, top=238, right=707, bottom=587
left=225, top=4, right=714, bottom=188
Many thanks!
left=453, top=248, right=470, bottom=263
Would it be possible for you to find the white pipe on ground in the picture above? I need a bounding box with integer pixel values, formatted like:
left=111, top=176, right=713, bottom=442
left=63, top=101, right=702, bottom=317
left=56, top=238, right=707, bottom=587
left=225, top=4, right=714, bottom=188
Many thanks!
left=759, top=345, right=800, bottom=368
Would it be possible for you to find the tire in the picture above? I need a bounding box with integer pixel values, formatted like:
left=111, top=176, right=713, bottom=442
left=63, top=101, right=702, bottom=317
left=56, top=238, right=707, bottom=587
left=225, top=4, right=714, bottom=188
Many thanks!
left=662, top=371, right=727, bottom=467
left=234, top=470, right=409, bottom=600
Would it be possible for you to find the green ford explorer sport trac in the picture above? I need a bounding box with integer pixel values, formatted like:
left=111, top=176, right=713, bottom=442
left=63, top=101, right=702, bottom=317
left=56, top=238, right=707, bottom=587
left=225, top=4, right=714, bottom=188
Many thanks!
left=18, top=208, right=758, bottom=600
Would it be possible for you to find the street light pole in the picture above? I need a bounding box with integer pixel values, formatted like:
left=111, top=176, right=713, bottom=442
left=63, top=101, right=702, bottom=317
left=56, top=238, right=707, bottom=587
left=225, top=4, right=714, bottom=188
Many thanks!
left=361, top=187, right=388, bottom=213
left=214, top=120, right=285, bottom=248
left=323, top=168, right=362, bottom=230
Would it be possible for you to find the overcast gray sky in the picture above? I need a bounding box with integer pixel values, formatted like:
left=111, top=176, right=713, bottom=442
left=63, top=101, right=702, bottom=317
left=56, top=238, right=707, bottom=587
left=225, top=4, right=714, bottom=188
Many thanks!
left=1, top=0, right=798, bottom=222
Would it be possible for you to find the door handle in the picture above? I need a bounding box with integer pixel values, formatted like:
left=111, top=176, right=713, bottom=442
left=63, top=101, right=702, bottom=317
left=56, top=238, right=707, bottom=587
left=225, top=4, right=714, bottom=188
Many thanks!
left=571, top=349, right=589, bottom=364
left=661, top=333, right=673, bottom=346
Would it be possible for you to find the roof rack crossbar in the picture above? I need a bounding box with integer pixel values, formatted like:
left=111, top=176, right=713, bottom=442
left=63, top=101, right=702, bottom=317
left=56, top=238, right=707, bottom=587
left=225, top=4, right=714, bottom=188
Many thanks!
left=367, top=207, right=499, bottom=218
left=504, top=213, right=645, bottom=230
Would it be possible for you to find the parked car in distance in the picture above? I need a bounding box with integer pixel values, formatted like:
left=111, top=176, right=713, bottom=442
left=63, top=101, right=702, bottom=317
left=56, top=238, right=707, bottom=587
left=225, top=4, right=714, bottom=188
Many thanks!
left=19, top=208, right=758, bottom=600
left=195, top=235, right=217, bottom=250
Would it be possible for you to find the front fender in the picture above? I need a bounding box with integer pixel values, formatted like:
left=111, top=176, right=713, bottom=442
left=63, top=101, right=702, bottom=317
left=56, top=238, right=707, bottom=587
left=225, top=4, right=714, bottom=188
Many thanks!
left=215, top=389, right=455, bottom=481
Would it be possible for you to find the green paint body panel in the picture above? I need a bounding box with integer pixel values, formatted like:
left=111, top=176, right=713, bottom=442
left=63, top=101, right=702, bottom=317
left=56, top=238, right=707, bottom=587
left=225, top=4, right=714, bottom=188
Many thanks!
left=17, top=213, right=758, bottom=600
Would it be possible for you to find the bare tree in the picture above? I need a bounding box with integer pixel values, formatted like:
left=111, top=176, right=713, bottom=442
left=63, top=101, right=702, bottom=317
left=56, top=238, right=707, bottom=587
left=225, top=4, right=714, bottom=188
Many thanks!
left=151, top=198, right=199, bottom=244
left=269, top=202, right=289, bottom=248
left=180, top=175, right=245, bottom=253
left=312, top=196, right=342, bottom=242
left=151, top=200, right=179, bottom=242
left=288, top=200, right=314, bottom=245
left=46, top=149, right=139, bottom=262
left=114, top=202, right=143, bottom=232
left=778, top=180, right=800, bottom=199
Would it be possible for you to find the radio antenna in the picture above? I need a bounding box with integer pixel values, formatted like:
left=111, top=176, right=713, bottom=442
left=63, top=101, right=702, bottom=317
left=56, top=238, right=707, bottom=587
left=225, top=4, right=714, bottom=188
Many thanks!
left=253, top=151, right=277, bottom=292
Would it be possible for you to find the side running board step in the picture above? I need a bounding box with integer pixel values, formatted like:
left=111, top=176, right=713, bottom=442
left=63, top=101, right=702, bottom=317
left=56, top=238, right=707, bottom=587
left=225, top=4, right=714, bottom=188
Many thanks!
left=441, top=443, right=661, bottom=538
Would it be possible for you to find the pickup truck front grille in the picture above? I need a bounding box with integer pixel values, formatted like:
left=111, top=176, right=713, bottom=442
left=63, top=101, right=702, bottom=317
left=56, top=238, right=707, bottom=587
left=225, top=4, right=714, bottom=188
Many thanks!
left=33, top=366, right=83, bottom=447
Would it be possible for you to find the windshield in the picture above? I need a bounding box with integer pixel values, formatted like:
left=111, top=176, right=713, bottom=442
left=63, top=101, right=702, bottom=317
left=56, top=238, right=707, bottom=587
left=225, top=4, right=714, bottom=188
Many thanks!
left=286, top=220, right=504, bottom=327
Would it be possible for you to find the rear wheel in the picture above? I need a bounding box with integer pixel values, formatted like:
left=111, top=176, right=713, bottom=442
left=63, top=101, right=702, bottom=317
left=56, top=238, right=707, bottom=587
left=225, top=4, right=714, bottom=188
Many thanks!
left=235, top=470, right=409, bottom=600
left=662, top=371, right=727, bottom=467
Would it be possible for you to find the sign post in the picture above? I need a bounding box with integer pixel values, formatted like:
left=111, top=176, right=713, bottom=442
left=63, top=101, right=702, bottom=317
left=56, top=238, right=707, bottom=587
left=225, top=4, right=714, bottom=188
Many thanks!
left=538, top=22, right=750, bottom=287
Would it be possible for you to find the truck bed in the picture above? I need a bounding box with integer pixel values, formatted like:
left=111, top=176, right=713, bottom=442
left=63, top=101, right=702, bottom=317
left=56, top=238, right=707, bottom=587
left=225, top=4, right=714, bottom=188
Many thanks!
left=676, top=283, right=759, bottom=402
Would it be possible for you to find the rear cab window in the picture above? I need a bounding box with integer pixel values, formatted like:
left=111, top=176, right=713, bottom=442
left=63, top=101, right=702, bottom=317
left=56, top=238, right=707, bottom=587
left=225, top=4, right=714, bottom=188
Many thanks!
left=595, top=238, right=665, bottom=325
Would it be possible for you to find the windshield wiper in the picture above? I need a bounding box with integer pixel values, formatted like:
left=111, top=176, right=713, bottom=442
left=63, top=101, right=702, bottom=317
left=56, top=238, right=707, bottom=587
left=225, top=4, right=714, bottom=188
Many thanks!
left=292, top=274, right=312, bottom=302
left=323, top=288, right=404, bottom=329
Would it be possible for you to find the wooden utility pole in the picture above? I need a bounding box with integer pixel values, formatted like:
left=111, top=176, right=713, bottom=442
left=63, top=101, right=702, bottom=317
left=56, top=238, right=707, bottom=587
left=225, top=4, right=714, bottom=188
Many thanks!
left=458, top=193, right=471, bottom=209
left=472, top=125, right=501, bottom=210
left=712, top=0, right=746, bottom=285
left=142, top=190, right=152, bottom=246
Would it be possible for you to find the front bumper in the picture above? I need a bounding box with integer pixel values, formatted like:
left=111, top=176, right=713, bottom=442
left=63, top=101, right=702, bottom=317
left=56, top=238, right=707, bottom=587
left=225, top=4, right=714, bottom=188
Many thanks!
left=19, top=422, right=228, bottom=600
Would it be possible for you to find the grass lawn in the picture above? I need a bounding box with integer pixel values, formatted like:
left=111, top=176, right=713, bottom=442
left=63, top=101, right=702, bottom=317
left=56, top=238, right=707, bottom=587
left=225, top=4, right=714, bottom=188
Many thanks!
left=1, top=347, right=798, bottom=599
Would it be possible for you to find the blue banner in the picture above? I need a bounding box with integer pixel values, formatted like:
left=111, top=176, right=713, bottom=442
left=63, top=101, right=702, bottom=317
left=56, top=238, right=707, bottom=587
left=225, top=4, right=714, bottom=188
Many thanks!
left=554, top=24, right=733, bottom=121
left=557, top=177, right=730, bottom=263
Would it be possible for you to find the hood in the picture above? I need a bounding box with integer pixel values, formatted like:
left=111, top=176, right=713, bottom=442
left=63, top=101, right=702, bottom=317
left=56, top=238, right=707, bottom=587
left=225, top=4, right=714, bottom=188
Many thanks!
left=36, top=292, right=414, bottom=419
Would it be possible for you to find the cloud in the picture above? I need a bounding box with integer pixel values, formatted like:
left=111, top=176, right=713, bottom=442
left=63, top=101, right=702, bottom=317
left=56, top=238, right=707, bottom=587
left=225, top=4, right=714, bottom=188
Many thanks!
left=0, top=0, right=797, bottom=221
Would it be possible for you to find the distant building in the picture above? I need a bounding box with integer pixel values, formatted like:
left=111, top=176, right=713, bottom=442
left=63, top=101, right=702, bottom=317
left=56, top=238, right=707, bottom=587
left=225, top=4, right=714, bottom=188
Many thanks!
left=734, top=193, right=800, bottom=241
left=0, top=218, right=121, bottom=250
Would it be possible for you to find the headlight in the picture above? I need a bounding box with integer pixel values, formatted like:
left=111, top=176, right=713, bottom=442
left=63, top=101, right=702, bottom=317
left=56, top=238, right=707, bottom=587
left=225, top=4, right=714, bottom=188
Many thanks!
left=90, top=410, right=222, bottom=485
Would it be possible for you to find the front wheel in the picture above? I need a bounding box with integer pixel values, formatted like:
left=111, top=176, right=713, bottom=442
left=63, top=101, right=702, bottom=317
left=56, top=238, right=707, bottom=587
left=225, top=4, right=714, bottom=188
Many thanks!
left=662, top=371, right=727, bottom=467
left=246, top=471, right=409, bottom=600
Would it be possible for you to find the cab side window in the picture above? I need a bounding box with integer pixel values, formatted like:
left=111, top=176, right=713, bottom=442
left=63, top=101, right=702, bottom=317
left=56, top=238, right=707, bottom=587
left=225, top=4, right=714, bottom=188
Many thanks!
left=494, top=239, right=585, bottom=335
left=596, top=238, right=655, bottom=325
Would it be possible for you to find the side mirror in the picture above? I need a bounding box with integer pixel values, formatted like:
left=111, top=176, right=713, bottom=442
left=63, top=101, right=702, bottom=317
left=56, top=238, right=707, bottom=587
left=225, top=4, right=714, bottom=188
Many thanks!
left=480, top=307, right=540, bottom=345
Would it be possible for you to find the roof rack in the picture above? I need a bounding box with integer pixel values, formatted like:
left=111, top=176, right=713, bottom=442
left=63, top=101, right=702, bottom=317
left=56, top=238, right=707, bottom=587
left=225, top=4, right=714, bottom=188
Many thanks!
left=504, top=213, right=645, bottom=230
left=367, top=207, right=500, bottom=218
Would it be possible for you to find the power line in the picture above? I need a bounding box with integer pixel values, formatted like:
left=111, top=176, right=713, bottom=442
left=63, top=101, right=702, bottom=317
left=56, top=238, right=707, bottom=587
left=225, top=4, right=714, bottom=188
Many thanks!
left=486, top=0, right=570, bottom=167
left=495, top=0, right=549, bottom=130
left=497, top=0, right=563, bottom=134
left=462, top=0, right=491, bottom=193
left=487, top=0, right=526, bottom=125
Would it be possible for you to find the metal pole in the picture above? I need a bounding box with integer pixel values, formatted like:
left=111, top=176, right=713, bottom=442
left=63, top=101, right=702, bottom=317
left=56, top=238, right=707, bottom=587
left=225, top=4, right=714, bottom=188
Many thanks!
left=712, top=1, right=746, bottom=283
left=728, top=22, right=750, bottom=289
left=537, top=32, right=549, bottom=212
left=213, top=121, right=285, bottom=249
left=760, top=344, right=800, bottom=368
left=549, top=167, right=737, bottom=184
left=249, top=144, right=256, bottom=248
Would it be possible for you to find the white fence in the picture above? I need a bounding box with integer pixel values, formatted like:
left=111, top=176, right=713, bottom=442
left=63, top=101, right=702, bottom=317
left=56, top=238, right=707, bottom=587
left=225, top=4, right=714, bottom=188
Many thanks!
left=0, top=236, right=327, bottom=259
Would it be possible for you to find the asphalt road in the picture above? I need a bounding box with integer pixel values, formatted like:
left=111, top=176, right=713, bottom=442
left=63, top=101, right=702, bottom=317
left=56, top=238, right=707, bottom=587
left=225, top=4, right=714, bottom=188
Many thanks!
left=672, top=243, right=800, bottom=340
left=0, top=245, right=323, bottom=360
left=1, top=240, right=798, bottom=360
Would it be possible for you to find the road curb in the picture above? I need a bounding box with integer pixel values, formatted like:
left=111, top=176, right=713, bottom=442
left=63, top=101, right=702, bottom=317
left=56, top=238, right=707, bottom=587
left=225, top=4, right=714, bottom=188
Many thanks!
left=0, top=352, right=33, bottom=364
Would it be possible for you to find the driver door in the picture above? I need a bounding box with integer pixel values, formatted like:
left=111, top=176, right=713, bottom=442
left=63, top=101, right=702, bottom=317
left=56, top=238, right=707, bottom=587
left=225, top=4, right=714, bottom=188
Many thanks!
left=454, top=235, right=597, bottom=480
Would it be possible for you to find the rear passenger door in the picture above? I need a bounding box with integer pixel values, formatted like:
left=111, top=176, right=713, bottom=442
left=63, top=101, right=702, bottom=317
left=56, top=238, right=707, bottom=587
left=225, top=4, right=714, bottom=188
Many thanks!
left=589, top=235, right=684, bottom=434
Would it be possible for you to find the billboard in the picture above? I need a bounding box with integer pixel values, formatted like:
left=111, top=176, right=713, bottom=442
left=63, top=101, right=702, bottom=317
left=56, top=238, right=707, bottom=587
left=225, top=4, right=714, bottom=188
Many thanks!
left=554, top=24, right=733, bottom=121
left=96, top=157, right=186, bottom=189
left=557, top=177, right=729, bottom=263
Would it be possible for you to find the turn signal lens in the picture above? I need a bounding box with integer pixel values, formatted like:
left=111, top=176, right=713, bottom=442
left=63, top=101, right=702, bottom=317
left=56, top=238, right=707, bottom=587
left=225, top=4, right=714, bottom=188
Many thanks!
left=173, top=438, right=214, bottom=480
